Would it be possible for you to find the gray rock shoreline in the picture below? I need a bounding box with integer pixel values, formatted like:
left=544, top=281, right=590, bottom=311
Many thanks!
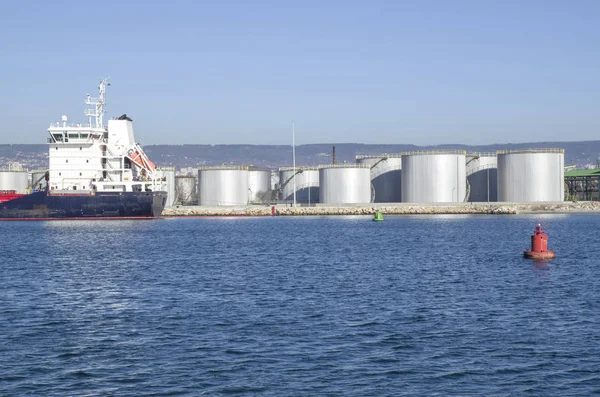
left=161, top=202, right=600, bottom=217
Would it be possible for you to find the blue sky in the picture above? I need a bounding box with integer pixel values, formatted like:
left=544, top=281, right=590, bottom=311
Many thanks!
left=0, top=0, right=598, bottom=145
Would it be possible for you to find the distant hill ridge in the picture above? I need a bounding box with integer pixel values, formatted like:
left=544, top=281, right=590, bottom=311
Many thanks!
left=1, top=141, right=599, bottom=170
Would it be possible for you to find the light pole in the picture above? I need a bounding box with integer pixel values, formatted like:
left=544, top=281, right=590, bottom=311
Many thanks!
left=487, top=168, right=490, bottom=203
left=292, top=122, right=296, bottom=208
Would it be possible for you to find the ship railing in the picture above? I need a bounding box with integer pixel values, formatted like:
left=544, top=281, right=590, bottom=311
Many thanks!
left=49, top=122, right=95, bottom=129
left=49, top=191, right=94, bottom=196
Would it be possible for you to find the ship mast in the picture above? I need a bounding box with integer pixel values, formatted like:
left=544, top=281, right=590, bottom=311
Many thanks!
left=85, top=78, right=109, bottom=129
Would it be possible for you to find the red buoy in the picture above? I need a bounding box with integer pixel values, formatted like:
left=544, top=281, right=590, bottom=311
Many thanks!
left=523, top=223, right=555, bottom=259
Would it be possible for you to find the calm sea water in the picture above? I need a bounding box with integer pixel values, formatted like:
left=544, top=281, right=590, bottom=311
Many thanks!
left=1, top=215, right=599, bottom=396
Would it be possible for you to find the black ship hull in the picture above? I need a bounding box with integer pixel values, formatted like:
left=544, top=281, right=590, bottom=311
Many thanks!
left=0, top=191, right=167, bottom=220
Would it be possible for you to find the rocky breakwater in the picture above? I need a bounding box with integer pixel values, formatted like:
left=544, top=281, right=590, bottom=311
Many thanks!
left=162, top=203, right=519, bottom=217
left=517, top=201, right=600, bottom=213
left=162, top=202, right=600, bottom=217
left=277, top=204, right=517, bottom=215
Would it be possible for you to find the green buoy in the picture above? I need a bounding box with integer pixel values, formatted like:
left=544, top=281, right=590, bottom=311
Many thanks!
left=373, top=210, right=384, bottom=222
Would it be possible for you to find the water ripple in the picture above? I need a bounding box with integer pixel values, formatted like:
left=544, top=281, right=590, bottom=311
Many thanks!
left=0, top=215, right=599, bottom=396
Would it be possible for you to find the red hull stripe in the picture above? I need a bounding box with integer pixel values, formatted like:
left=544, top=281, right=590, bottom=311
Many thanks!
left=160, top=215, right=270, bottom=219
left=0, top=216, right=157, bottom=221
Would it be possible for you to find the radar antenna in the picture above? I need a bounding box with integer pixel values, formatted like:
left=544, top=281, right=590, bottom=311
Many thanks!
left=85, top=78, right=110, bottom=128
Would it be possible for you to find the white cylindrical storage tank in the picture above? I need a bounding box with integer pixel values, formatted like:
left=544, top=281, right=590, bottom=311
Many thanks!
left=30, top=169, right=49, bottom=191
left=319, top=164, right=371, bottom=204
left=175, top=176, right=197, bottom=205
left=247, top=167, right=272, bottom=203
left=271, top=171, right=280, bottom=191
left=497, top=149, right=564, bottom=202
left=278, top=167, right=320, bottom=203
left=198, top=166, right=249, bottom=206
left=356, top=154, right=402, bottom=203
left=466, top=153, right=497, bottom=202
left=0, top=169, right=29, bottom=194
left=156, top=166, right=176, bottom=207
left=401, top=150, right=467, bottom=203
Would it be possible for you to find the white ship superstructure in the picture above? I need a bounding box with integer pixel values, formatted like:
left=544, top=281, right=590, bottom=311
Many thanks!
left=47, top=79, right=165, bottom=193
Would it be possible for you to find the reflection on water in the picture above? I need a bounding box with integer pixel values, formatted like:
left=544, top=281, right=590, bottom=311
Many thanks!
left=0, top=214, right=599, bottom=396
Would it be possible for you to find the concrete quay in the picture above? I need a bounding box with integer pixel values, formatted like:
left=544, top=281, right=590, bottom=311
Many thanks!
left=162, top=201, right=600, bottom=217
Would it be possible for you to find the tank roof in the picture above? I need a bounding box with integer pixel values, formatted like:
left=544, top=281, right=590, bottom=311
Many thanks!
left=401, top=149, right=466, bottom=156
left=247, top=166, right=271, bottom=172
left=355, top=153, right=402, bottom=160
left=467, top=152, right=496, bottom=157
left=496, top=148, right=564, bottom=155
left=279, top=166, right=319, bottom=172
left=197, top=165, right=249, bottom=171
left=318, top=163, right=371, bottom=169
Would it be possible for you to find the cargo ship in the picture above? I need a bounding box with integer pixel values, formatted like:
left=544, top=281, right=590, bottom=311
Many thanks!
left=0, top=79, right=167, bottom=220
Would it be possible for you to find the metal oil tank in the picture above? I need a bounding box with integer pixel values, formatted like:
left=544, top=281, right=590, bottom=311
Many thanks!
left=175, top=175, right=197, bottom=205
left=198, top=166, right=249, bottom=206
left=30, top=169, right=49, bottom=191
left=401, top=150, right=467, bottom=203
left=356, top=154, right=402, bottom=203
left=156, top=166, right=176, bottom=207
left=247, top=166, right=272, bottom=203
left=278, top=167, right=320, bottom=203
left=497, top=149, right=564, bottom=202
left=0, top=169, right=29, bottom=193
left=319, top=164, right=371, bottom=204
left=466, top=153, right=497, bottom=202
left=271, top=171, right=280, bottom=191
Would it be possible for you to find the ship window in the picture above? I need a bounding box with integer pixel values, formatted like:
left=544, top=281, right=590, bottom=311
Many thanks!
left=79, top=173, right=82, bottom=176
left=80, top=147, right=82, bottom=150
left=69, top=134, right=78, bottom=139
left=59, top=173, right=61, bottom=176
left=66, top=159, right=68, bottom=163
left=55, top=147, right=58, bottom=150
left=86, top=160, right=89, bottom=163
left=81, top=134, right=88, bottom=139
